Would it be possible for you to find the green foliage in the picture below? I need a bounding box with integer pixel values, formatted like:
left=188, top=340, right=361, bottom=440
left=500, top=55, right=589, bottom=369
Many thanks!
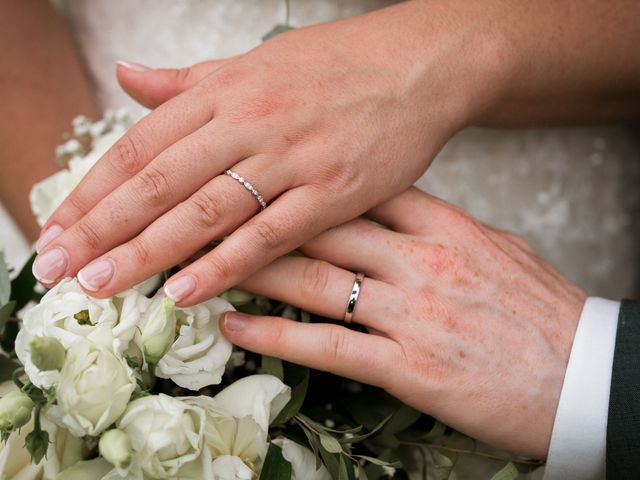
left=262, top=24, right=294, bottom=42
left=0, top=252, right=10, bottom=306
left=490, top=462, right=519, bottom=480
left=262, top=355, right=284, bottom=381
left=10, top=252, right=37, bottom=312
left=259, top=443, right=292, bottom=480
left=272, top=361, right=309, bottom=426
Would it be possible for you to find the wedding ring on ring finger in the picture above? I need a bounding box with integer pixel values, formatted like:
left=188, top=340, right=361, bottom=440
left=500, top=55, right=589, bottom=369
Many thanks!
left=344, top=272, right=365, bottom=323
left=225, top=169, right=267, bottom=210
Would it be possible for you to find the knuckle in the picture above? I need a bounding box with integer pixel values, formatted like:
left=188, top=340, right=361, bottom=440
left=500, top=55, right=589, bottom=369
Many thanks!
left=65, top=194, right=89, bottom=220
left=134, top=166, right=172, bottom=207
left=301, top=260, right=331, bottom=301
left=186, top=190, right=225, bottom=230
left=205, top=254, right=235, bottom=283
left=74, top=219, right=102, bottom=251
left=322, top=327, right=350, bottom=367
left=109, top=132, right=147, bottom=176
left=129, top=237, right=152, bottom=266
left=174, top=67, right=194, bottom=86
left=248, top=220, right=282, bottom=252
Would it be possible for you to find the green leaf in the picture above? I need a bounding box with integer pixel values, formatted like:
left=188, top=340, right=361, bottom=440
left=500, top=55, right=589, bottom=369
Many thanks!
left=262, top=355, right=284, bottom=380
left=259, top=443, right=292, bottom=480
left=0, top=252, right=10, bottom=306
left=10, top=252, right=37, bottom=312
left=381, top=406, right=421, bottom=436
left=357, top=466, right=369, bottom=480
left=262, top=24, right=294, bottom=42
left=271, top=363, right=309, bottom=426
left=0, top=355, right=20, bottom=383
left=490, top=462, right=519, bottom=480
left=319, top=433, right=343, bottom=454
left=430, top=449, right=455, bottom=480
left=351, top=455, right=400, bottom=468
left=0, top=301, right=15, bottom=332
left=0, top=321, right=19, bottom=354
left=25, top=427, right=49, bottom=464
left=339, top=414, right=393, bottom=445
left=423, top=420, right=448, bottom=441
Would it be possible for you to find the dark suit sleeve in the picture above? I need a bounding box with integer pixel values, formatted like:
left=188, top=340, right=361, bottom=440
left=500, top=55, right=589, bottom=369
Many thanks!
left=607, top=299, right=640, bottom=478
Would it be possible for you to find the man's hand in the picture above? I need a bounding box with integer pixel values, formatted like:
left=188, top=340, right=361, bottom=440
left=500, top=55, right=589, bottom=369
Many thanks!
left=220, top=187, right=587, bottom=459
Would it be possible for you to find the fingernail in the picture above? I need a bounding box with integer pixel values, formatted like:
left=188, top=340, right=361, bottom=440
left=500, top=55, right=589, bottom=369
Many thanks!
left=77, top=259, right=115, bottom=292
left=32, top=247, right=69, bottom=284
left=223, top=312, right=249, bottom=332
left=116, top=60, right=151, bottom=72
left=164, top=275, right=197, bottom=302
left=36, top=224, right=64, bottom=253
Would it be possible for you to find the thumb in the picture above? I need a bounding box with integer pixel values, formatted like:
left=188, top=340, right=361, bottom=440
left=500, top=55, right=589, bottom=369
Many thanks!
left=116, top=58, right=233, bottom=109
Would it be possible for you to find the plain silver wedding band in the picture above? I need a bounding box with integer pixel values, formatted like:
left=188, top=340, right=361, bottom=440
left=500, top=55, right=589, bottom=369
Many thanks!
left=344, top=272, right=365, bottom=323
left=224, top=169, right=267, bottom=210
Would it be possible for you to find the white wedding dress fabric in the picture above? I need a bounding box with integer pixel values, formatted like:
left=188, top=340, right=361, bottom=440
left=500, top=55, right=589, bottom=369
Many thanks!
left=0, top=1, right=636, bottom=478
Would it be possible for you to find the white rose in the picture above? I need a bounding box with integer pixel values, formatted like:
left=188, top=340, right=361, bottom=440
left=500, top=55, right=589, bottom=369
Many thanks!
left=49, top=338, right=137, bottom=437
left=42, top=426, right=87, bottom=479
left=107, top=394, right=210, bottom=480
left=183, top=375, right=291, bottom=476
left=16, top=278, right=149, bottom=388
left=138, top=294, right=233, bottom=390
left=55, top=458, right=114, bottom=480
left=210, top=455, right=254, bottom=480
left=30, top=122, right=127, bottom=227
left=273, top=438, right=332, bottom=480
left=30, top=170, right=79, bottom=228
left=0, top=381, right=88, bottom=480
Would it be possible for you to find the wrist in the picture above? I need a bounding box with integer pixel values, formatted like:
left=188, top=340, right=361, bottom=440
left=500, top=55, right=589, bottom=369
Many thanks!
left=388, top=1, right=516, bottom=132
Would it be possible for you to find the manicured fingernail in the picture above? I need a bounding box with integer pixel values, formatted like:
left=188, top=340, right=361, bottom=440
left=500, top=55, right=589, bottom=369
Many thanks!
left=116, top=60, right=151, bottom=72
left=36, top=224, right=64, bottom=253
left=164, top=275, right=197, bottom=302
left=77, top=259, right=115, bottom=292
left=223, top=312, right=248, bottom=332
left=32, top=247, right=69, bottom=284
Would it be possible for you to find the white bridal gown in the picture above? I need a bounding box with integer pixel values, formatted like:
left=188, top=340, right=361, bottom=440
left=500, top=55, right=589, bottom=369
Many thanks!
left=0, top=1, right=636, bottom=478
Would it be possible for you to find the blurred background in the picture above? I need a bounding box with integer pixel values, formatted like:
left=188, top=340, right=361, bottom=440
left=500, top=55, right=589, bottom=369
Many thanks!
left=1, top=0, right=639, bottom=299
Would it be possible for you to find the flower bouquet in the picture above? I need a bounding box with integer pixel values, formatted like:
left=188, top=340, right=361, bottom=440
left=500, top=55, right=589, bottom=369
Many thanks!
left=0, top=113, right=540, bottom=479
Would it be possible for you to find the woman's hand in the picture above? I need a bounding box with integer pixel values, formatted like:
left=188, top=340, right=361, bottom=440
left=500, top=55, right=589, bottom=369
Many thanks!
left=31, top=1, right=501, bottom=305
left=220, top=187, right=587, bottom=459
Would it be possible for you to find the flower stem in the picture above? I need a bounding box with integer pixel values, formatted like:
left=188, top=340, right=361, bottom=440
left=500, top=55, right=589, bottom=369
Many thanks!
left=12, top=367, right=24, bottom=390
left=399, top=441, right=544, bottom=468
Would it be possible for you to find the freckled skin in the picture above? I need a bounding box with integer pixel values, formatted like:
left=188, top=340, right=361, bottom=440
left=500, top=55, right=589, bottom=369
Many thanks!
left=224, top=188, right=586, bottom=460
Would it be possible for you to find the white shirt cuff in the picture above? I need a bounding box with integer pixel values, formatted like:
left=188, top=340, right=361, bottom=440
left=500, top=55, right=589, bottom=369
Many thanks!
left=543, top=297, right=620, bottom=480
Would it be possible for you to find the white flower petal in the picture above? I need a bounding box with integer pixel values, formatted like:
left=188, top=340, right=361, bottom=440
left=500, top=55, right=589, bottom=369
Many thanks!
left=211, top=375, right=291, bottom=432
left=273, top=438, right=332, bottom=480
left=211, top=455, right=254, bottom=480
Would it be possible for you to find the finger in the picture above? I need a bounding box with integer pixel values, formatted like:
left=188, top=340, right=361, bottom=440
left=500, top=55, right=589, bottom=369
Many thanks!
left=300, top=218, right=408, bottom=283
left=237, top=255, right=398, bottom=331
left=366, top=187, right=438, bottom=235
left=165, top=186, right=342, bottom=306
left=72, top=155, right=292, bottom=295
left=116, top=58, right=236, bottom=109
left=220, top=312, right=400, bottom=387
left=34, top=121, right=249, bottom=286
left=41, top=83, right=216, bottom=235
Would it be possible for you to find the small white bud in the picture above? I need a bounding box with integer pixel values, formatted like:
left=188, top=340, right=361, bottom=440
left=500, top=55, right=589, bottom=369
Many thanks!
left=141, top=297, right=176, bottom=365
left=99, top=428, right=133, bottom=469
left=0, top=389, right=34, bottom=432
